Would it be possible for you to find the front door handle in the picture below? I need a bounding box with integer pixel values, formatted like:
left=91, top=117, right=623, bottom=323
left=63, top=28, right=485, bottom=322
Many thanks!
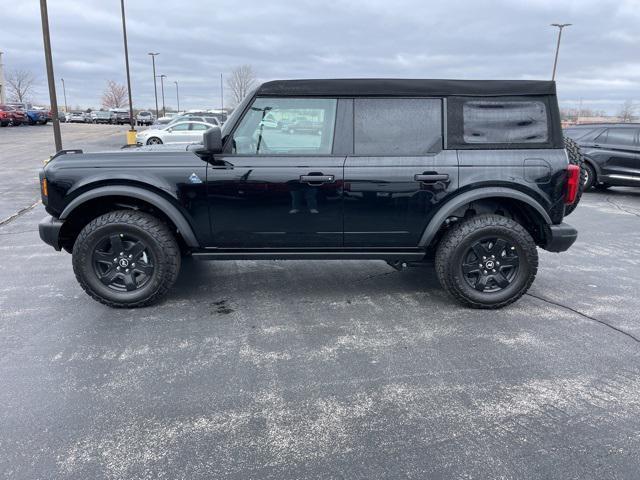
left=415, top=173, right=449, bottom=183
left=300, top=174, right=334, bottom=184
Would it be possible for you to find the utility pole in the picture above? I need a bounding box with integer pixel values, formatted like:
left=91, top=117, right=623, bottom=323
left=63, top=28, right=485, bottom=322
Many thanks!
left=551, top=23, right=571, bottom=81
left=0, top=51, right=6, bottom=105
left=174, top=80, right=179, bottom=112
left=39, top=0, right=62, bottom=151
left=220, top=72, right=224, bottom=121
left=158, top=74, right=166, bottom=117
left=148, top=52, right=159, bottom=119
left=60, top=78, right=68, bottom=113
left=120, top=0, right=135, bottom=141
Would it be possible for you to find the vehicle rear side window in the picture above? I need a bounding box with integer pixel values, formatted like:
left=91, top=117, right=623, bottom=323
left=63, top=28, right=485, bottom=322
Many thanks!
left=354, top=98, right=442, bottom=155
left=463, top=100, right=548, bottom=144
left=230, top=97, right=337, bottom=155
left=447, top=96, right=555, bottom=149
left=601, top=128, right=638, bottom=146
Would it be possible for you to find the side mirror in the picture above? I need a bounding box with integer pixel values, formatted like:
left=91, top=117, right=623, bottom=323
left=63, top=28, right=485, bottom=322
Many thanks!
left=203, top=126, right=223, bottom=153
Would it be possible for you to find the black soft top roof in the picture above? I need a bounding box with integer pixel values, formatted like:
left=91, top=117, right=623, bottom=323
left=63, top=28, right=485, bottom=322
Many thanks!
left=257, top=79, right=556, bottom=97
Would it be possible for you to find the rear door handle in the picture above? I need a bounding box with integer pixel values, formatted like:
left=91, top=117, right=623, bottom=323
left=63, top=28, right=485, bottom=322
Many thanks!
left=415, top=173, right=449, bottom=182
left=300, top=174, right=334, bottom=184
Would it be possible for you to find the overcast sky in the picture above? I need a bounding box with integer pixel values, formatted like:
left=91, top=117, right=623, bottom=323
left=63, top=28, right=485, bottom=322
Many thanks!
left=1, top=0, right=638, bottom=113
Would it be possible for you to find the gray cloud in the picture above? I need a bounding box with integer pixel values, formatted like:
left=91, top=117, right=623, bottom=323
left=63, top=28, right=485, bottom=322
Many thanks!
left=1, top=0, right=638, bottom=113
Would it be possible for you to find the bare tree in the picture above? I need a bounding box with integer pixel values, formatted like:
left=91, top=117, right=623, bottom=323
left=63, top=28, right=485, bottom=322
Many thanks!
left=618, top=100, right=636, bottom=123
left=7, top=69, right=36, bottom=103
left=226, top=65, right=257, bottom=106
left=101, top=80, right=129, bottom=109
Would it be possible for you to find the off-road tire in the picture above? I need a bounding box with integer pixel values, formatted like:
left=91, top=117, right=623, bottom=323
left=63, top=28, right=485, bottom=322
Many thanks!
left=72, top=210, right=180, bottom=308
left=435, top=214, right=538, bottom=309
left=564, top=137, right=586, bottom=216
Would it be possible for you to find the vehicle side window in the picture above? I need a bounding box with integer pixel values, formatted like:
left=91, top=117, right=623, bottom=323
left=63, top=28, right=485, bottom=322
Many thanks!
left=354, top=98, right=442, bottom=155
left=230, top=97, right=337, bottom=155
left=463, top=100, right=548, bottom=144
left=604, top=128, right=638, bottom=146
left=171, top=123, right=190, bottom=131
left=190, top=123, right=209, bottom=131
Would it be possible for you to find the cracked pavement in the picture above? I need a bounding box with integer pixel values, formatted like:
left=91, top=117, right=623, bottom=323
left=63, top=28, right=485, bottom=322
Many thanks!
left=1, top=124, right=640, bottom=479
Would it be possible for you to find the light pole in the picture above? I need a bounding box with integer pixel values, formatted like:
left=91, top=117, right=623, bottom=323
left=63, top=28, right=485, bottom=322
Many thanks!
left=220, top=72, right=224, bottom=121
left=60, top=78, right=68, bottom=113
left=120, top=0, right=135, bottom=140
left=0, top=51, right=6, bottom=105
left=174, top=80, right=180, bottom=112
left=551, top=23, right=571, bottom=81
left=158, top=74, right=166, bottom=117
left=148, top=52, right=159, bottom=119
left=39, top=0, right=62, bottom=151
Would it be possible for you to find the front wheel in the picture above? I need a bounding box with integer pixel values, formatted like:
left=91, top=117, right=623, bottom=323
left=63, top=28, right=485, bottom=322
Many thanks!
left=146, top=137, right=163, bottom=145
left=435, top=214, right=538, bottom=309
left=72, top=210, right=181, bottom=308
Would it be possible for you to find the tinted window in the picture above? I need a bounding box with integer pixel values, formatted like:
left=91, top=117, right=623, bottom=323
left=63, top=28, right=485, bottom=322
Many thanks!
left=231, top=97, right=337, bottom=155
left=463, top=100, right=548, bottom=144
left=604, top=128, right=637, bottom=146
left=354, top=98, right=442, bottom=155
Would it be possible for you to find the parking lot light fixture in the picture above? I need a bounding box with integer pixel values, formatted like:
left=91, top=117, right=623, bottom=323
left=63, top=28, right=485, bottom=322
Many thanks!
left=61, top=78, right=68, bottom=113
left=158, top=74, right=166, bottom=117
left=120, top=0, right=136, bottom=144
left=174, top=81, right=180, bottom=113
left=148, top=52, right=159, bottom=119
left=39, top=0, right=62, bottom=151
left=550, top=23, right=572, bottom=81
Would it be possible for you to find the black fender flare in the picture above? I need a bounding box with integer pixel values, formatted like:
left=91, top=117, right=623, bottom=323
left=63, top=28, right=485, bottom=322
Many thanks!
left=60, top=186, right=200, bottom=247
left=418, top=187, right=552, bottom=247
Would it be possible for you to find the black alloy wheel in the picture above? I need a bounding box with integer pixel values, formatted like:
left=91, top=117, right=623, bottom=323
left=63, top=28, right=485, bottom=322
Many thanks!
left=435, top=214, right=538, bottom=309
left=92, top=233, right=155, bottom=292
left=72, top=210, right=180, bottom=308
left=461, top=237, right=519, bottom=293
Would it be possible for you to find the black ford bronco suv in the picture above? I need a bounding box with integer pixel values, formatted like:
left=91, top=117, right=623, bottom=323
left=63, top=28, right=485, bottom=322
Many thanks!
left=39, top=79, right=579, bottom=309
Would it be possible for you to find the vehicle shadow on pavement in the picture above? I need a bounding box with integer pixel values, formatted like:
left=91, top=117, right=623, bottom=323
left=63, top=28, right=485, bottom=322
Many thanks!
left=170, top=257, right=444, bottom=301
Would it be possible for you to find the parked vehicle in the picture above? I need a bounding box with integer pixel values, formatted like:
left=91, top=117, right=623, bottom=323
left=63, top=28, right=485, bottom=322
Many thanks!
left=90, top=110, right=117, bottom=124
left=0, top=105, right=13, bottom=127
left=136, top=111, right=154, bottom=126
left=6, top=102, right=49, bottom=125
left=135, top=120, right=216, bottom=145
left=564, top=123, right=640, bottom=189
left=0, top=105, right=26, bottom=126
left=167, top=114, right=220, bottom=127
left=282, top=118, right=323, bottom=135
left=66, top=111, right=89, bottom=123
left=110, top=109, right=131, bottom=125
left=38, top=78, right=578, bottom=309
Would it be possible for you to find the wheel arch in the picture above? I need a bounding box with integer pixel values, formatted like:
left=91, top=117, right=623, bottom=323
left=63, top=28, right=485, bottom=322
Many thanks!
left=59, top=186, right=200, bottom=252
left=419, top=187, right=552, bottom=248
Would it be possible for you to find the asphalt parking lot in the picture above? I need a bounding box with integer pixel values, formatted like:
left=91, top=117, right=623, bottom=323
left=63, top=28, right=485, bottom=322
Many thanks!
left=1, top=124, right=640, bottom=479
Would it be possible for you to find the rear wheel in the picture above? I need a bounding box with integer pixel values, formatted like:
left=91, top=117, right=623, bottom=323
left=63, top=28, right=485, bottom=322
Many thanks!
left=435, top=214, right=538, bottom=309
left=72, top=210, right=180, bottom=308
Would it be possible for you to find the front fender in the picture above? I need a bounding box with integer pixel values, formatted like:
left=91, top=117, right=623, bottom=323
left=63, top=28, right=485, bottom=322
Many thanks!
left=59, top=185, right=200, bottom=247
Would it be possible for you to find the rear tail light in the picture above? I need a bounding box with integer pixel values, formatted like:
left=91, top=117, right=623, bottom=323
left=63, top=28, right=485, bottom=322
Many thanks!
left=564, top=164, right=580, bottom=205
left=41, top=178, right=48, bottom=197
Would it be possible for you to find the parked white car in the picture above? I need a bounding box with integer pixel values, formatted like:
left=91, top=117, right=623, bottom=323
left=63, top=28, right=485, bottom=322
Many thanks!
left=135, top=121, right=216, bottom=145
left=136, top=111, right=154, bottom=126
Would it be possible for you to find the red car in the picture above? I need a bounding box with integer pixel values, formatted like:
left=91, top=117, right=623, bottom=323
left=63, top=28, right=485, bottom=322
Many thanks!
left=0, top=105, right=14, bottom=127
left=0, top=105, right=26, bottom=126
